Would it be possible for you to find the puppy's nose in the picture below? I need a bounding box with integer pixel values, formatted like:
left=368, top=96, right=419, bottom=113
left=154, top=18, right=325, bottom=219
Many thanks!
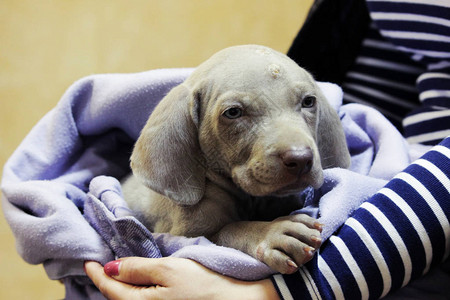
left=280, top=148, right=313, bottom=176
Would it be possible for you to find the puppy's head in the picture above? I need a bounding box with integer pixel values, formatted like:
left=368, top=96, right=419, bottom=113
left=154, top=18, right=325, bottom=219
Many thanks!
left=131, top=45, right=350, bottom=205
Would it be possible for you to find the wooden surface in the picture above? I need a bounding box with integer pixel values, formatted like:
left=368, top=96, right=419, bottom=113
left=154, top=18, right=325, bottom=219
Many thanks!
left=0, top=1, right=313, bottom=298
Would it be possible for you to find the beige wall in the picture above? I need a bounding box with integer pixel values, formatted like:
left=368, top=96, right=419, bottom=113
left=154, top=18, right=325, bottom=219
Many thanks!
left=0, top=1, right=313, bottom=298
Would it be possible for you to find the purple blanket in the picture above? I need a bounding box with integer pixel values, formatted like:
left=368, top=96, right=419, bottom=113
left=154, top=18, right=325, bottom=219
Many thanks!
left=1, top=69, right=430, bottom=297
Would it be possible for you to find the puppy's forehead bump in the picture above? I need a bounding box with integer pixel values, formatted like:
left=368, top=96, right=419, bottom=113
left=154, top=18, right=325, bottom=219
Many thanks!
left=268, top=64, right=282, bottom=79
left=255, top=48, right=272, bottom=56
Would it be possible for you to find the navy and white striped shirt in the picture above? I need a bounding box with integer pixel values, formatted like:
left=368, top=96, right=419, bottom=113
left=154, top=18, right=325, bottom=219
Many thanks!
left=342, top=24, right=424, bottom=128
left=342, top=0, right=450, bottom=145
left=272, top=1, right=450, bottom=298
left=271, top=137, right=449, bottom=299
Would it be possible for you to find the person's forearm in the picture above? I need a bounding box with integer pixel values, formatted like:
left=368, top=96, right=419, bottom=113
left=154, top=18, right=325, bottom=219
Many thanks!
left=273, top=137, right=450, bottom=299
left=230, top=278, right=280, bottom=300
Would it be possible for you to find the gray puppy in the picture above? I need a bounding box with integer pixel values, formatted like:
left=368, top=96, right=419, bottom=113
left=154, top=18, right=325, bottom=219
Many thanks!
left=122, top=45, right=350, bottom=274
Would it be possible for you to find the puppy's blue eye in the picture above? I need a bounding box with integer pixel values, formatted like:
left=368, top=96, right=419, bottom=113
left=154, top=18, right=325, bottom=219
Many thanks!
left=223, top=107, right=243, bottom=119
left=302, top=96, right=316, bottom=108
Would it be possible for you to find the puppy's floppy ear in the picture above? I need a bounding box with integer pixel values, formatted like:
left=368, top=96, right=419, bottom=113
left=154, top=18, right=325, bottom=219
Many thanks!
left=315, top=85, right=351, bottom=169
left=130, top=84, right=205, bottom=205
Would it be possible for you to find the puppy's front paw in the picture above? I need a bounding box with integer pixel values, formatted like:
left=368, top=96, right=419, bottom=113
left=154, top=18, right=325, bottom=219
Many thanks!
left=255, top=214, right=323, bottom=274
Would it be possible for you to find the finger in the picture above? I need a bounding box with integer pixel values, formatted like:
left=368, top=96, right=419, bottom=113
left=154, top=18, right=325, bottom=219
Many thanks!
left=84, top=261, right=150, bottom=300
left=104, top=257, right=174, bottom=286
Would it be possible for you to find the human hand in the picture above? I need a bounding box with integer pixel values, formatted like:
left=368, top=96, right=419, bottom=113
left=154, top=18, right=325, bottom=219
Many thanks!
left=84, top=257, right=280, bottom=300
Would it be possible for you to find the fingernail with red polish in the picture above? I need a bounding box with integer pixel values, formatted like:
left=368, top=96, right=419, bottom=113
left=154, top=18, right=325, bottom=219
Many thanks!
left=104, top=260, right=121, bottom=277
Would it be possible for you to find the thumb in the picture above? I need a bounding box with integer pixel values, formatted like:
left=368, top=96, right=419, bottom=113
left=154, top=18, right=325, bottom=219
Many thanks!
left=104, top=257, right=168, bottom=286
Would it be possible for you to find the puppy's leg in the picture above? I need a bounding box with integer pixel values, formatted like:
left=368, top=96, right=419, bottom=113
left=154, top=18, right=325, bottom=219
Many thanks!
left=212, top=214, right=322, bottom=274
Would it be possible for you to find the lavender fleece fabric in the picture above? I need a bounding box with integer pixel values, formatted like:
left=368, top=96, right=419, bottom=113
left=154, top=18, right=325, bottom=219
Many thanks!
left=1, top=68, right=430, bottom=299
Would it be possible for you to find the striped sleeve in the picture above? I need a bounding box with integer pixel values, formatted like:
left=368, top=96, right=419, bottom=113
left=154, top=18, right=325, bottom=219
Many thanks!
left=271, top=136, right=450, bottom=299
left=366, top=0, right=450, bottom=145
left=342, top=24, right=423, bottom=129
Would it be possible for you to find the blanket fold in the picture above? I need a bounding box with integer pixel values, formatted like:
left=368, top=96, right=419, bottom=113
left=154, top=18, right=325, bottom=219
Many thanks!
left=1, top=68, right=430, bottom=296
left=85, top=175, right=275, bottom=280
left=85, top=176, right=162, bottom=259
